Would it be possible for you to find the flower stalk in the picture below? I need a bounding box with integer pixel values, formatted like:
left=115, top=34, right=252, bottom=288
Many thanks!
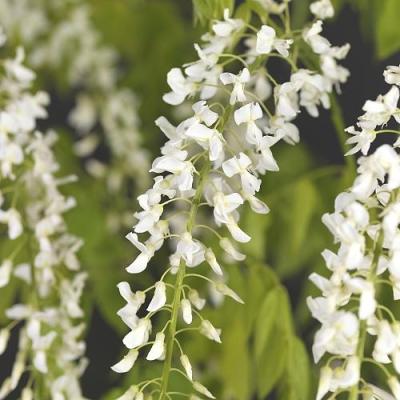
left=159, top=159, right=211, bottom=399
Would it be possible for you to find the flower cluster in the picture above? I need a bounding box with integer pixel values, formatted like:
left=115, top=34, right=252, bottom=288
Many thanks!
left=0, top=32, right=86, bottom=399
left=309, top=65, right=400, bottom=399
left=345, top=65, right=400, bottom=156
left=113, top=1, right=350, bottom=398
left=0, top=0, right=150, bottom=230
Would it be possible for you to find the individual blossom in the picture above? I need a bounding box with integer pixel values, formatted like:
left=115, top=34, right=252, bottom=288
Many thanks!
left=256, top=25, right=293, bottom=57
left=310, top=0, right=334, bottom=20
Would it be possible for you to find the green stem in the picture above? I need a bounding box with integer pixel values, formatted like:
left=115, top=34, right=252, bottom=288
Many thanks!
left=349, top=321, right=366, bottom=400
left=330, top=94, right=356, bottom=175
left=329, top=94, right=357, bottom=183
left=349, top=232, right=384, bottom=400
left=158, top=160, right=211, bottom=399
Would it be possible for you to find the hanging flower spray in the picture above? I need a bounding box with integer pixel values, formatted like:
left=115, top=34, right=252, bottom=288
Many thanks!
left=309, top=65, right=400, bottom=399
left=113, top=0, right=350, bottom=398
left=0, top=31, right=86, bottom=399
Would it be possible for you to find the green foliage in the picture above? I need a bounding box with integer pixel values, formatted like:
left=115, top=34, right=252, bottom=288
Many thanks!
left=54, top=131, right=131, bottom=332
left=254, top=286, right=281, bottom=358
left=89, top=0, right=199, bottom=150
left=291, top=0, right=313, bottom=29
left=250, top=143, right=341, bottom=280
left=331, top=0, right=400, bottom=60
left=198, top=262, right=313, bottom=399
left=376, top=0, right=400, bottom=59
left=278, top=337, right=311, bottom=400
left=220, top=319, right=251, bottom=399
left=192, top=0, right=234, bottom=25
left=255, top=286, right=292, bottom=398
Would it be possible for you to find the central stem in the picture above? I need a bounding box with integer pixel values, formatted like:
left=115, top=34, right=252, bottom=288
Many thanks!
left=349, top=322, right=366, bottom=400
left=349, top=231, right=383, bottom=400
left=158, top=159, right=211, bottom=399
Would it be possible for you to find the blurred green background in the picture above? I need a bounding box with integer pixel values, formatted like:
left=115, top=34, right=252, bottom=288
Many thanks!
left=1, top=0, right=400, bottom=399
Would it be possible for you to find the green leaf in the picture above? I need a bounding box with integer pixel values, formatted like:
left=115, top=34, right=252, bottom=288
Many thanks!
left=254, top=287, right=280, bottom=359
left=254, top=285, right=295, bottom=398
left=287, top=180, right=317, bottom=255
left=192, top=0, right=234, bottom=25
left=278, top=337, right=311, bottom=400
left=242, top=205, right=272, bottom=260
left=0, top=279, right=17, bottom=325
left=272, top=179, right=318, bottom=278
left=245, top=264, right=279, bottom=334
left=376, top=0, right=400, bottom=59
left=255, top=316, right=290, bottom=398
left=220, top=319, right=251, bottom=400
left=291, top=0, right=312, bottom=29
left=243, top=0, right=270, bottom=22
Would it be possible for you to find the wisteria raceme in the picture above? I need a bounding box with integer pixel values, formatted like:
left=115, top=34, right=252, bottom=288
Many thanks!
left=0, top=31, right=86, bottom=399
left=345, top=64, right=400, bottom=156
left=113, top=1, right=350, bottom=398
left=309, top=64, right=400, bottom=400
left=0, top=0, right=150, bottom=230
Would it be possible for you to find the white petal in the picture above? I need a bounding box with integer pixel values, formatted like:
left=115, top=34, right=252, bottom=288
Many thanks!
left=222, top=157, right=240, bottom=177
left=147, top=282, right=167, bottom=312
left=316, top=366, right=332, bottom=400
left=186, top=123, right=213, bottom=141
left=117, top=282, right=133, bottom=303
left=111, top=349, right=139, bottom=373
left=247, top=195, right=270, bottom=214
left=220, top=238, right=246, bottom=261
left=219, top=72, right=235, bottom=85
left=0, top=260, right=12, bottom=287
left=205, top=249, right=223, bottom=275
left=234, top=103, right=252, bottom=125
left=33, top=351, right=47, bottom=373
left=21, top=387, right=33, bottom=400
left=200, top=320, right=221, bottom=343
left=155, top=116, right=178, bottom=141
left=181, top=299, right=193, bottom=324
left=116, top=386, right=139, bottom=400
left=256, top=25, right=276, bottom=54
left=388, top=376, right=400, bottom=399
left=123, top=319, right=151, bottom=349
left=146, top=332, right=165, bottom=361
left=0, top=329, right=10, bottom=355
left=359, top=284, right=376, bottom=320
left=163, top=92, right=185, bottom=105
left=126, top=232, right=147, bottom=252
left=226, top=220, right=251, bottom=243
left=193, top=381, right=215, bottom=399
left=216, top=283, right=244, bottom=304
left=209, top=134, right=223, bottom=161
left=126, top=253, right=150, bottom=274
left=180, top=354, right=193, bottom=381
left=188, top=289, right=206, bottom=310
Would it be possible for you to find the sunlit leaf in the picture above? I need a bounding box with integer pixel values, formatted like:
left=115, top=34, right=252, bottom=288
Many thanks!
left=376, top=0, right=400, bottom=59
